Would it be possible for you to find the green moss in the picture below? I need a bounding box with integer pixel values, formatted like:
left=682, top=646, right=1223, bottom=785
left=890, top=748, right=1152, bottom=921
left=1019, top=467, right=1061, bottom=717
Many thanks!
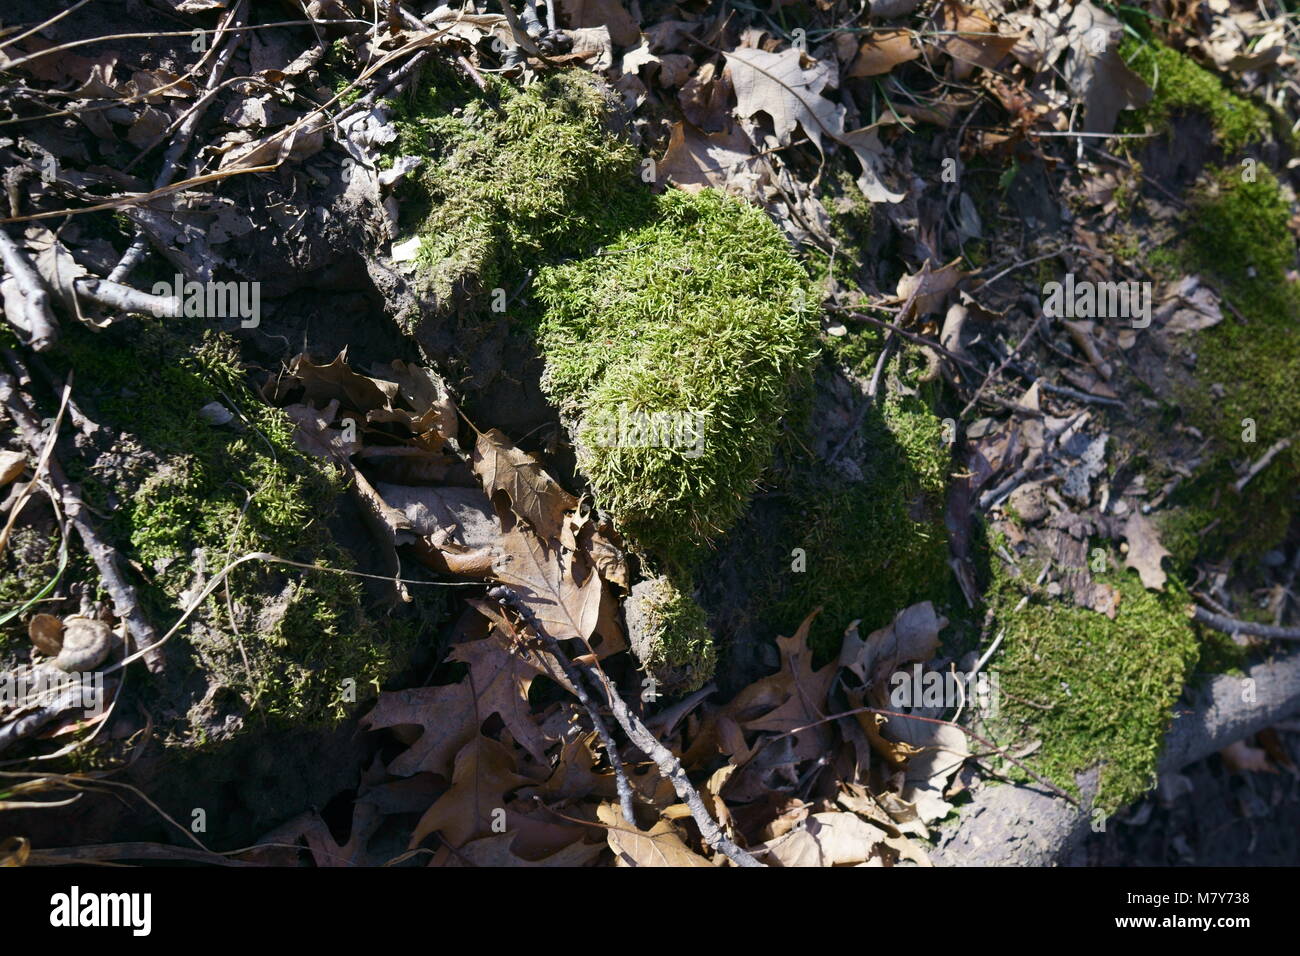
left=989, top=559, right=1201, bottom=813
left=1120, top=38, right=1270, bottom=153
left=725, top=348, right=953, bottom=659
left=626, top=575, right=716, bottom=695
left=0, top=527, right=62, bottom=661
left=1161, top=167, right=1300, bottom=564
left=52, top=324, right=432, bottom=735
left=392, top=69, right=645, bottom=314
left=534, top=188, right=818, bottom=568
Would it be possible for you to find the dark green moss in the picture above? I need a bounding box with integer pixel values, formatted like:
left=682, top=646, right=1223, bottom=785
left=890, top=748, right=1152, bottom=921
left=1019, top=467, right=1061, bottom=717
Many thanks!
left=51, top=323, right=432, bottom=734
left=1161, top=167, right=1300, bottom=564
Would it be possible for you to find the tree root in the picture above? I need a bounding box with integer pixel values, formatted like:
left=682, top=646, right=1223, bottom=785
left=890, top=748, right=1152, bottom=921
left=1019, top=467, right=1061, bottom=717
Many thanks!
left=930, top=650, right=1300, bottom=865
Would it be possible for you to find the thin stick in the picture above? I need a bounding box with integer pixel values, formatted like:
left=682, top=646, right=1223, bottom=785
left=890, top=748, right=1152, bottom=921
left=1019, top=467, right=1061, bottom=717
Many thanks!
left=1192, top=606, right=1300, bottom=641
left=1234, top=436, right=1292, bottom=493
left=582, top=660, right=764, bottom=866
left=834, top=307, right=982, bottom=371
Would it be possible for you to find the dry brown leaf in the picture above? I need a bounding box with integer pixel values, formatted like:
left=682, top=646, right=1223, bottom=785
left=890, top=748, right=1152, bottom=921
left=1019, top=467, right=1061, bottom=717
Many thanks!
left=658, top=122, right=765, bottom=197
left=472, top=428, right=577, bottom=541
left=753, top=811, right=886, bottom=867
left=0, top=450, right=25, bottom=487
left=848, top=30, right=920, bottom=77
left=936, top=0, right=1020, bottom=79
left=559, top=0, right=640, bottom=46
left=363, top=682, right=479, bottom=778
left=1219, top=739, right=1276, bottom=774
left=1122, top=511, right=1171, bottom=591
left=450, top=616, right=567, bottom=763
left=411, top=733, right=534, bottom=848
left=491, top=526, right=602, bottom=641
left=596, top=803, right=715, bottom=867
left=893, top=259, right=968, bottom=322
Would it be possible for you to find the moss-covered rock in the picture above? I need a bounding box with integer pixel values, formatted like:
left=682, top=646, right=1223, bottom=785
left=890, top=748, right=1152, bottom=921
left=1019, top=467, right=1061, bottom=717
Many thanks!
left=53, top=324, right=435, bottom=742
left=624, top=574, right=716, bottom=694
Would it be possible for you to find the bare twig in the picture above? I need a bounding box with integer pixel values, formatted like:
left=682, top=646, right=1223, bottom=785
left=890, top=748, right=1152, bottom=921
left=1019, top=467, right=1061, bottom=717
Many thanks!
left=110, top=1, right=248, bottom=281
left=579, top=657, right=764, bottom=867
left=0, top=373, right=166, bottom=673
left=1234, top=436, right=1293, bottom=494
left=487, top=585, right=636, bottom=827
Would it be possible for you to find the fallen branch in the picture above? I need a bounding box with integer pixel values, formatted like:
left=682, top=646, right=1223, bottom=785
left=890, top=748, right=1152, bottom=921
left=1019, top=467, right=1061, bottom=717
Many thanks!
left=0, top=226, right=58, bottom=350
left=72, top=276, right=180, bottom=318
left=1192, top=605, right=1300, bottom=641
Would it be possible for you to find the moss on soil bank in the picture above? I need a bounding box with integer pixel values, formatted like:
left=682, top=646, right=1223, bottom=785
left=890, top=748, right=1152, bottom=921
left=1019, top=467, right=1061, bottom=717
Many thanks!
left=1120, top=37, right=1270, bottom=153
left=1155, top=167, right=1300, bottom=566
left=986, top=555, right=1203, bottom=813
left=50, top=323, right=431, bottom=740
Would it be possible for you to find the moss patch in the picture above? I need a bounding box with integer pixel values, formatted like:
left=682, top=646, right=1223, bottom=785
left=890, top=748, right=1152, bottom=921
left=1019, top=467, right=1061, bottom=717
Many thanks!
left=625, top=575, right=717, bottom=694
left=533, top=188, right=818, bottom=569
left=391, top=69, right=645, bottom=314
left=53, top=324, right=433, bottom=738
left=1158, top=167, right=1300, bottom=564
left=1121, top=38, right=1270, bottom=153
left=988, top=559, right=1201, bottom=813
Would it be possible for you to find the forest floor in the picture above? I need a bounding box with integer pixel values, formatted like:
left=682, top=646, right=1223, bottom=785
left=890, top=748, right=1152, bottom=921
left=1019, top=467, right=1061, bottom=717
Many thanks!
left=1, top=0, right=1299, bottom=867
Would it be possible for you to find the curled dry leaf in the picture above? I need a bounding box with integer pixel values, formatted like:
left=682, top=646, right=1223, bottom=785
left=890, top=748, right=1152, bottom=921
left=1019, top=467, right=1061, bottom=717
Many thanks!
left=596, top=802, right=715, bottom=867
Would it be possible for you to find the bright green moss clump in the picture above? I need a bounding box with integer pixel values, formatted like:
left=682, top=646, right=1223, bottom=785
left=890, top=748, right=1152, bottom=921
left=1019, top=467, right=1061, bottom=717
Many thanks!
left=989, top=562, right=1201, bottom=813
left=1121, top=38, right=1269, bottom=153
left=533, top=188, right=818, bottom=569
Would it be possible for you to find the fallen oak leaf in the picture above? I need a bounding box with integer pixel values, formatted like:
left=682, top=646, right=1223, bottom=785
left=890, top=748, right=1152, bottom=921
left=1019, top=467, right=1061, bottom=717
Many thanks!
left=472, top=427, right=577, bottom=541
left=596, top=802, right=715, bottom=867
left=491, top=526, right=602, bottom=641
left=362, top=682, right=478, bottom=778
left=410, top=733, right=536, bottom=848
